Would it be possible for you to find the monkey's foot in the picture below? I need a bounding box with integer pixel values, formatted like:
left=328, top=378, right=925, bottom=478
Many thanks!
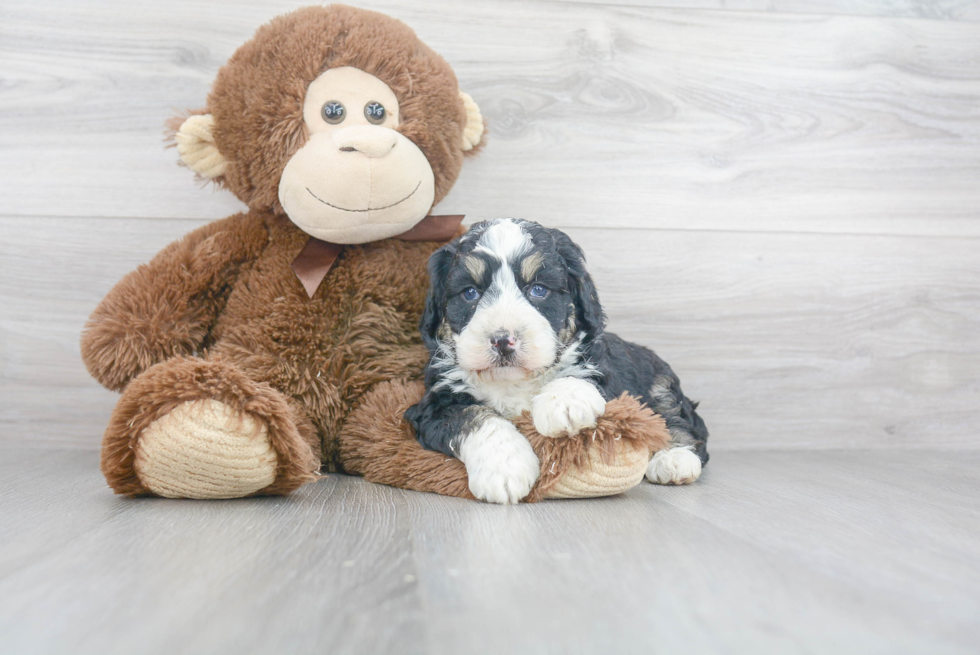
left=542, top=444, right=651, bottom=499
left=101, top=356, right=320, bottom=498
left=518, top=392, right=672, bottom=502
left=134, top=399, right=278, bottom=499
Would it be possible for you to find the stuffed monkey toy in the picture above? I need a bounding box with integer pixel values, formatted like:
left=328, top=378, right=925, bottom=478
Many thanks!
left=81, top=5, right=668, bottom=503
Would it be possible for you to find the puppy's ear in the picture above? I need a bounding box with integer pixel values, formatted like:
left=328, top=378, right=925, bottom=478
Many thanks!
left=419, top=243, right=456, bottom=351
left=552, top=229, right=606, bottom=342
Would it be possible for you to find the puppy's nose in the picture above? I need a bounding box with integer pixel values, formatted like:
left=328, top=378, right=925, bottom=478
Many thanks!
left=490, top=331, right=517, bottom=356
left=331, top=125, right=397, bottom=158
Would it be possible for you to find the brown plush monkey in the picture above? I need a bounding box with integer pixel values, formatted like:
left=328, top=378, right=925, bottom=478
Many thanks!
left=81, top=5, right=668, bottom=502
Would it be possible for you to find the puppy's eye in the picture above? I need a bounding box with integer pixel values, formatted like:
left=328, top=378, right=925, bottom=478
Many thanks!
left=322, top=101, right=346, bottom=124
left=462, top=287, right=481, bottom=302
left=364, top=102, right=386, bottom=124
left=528, top=284, right=548, bottom=299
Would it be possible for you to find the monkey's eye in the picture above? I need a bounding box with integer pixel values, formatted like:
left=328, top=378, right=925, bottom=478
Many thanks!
left=462, top=287, right=481, bottom=302
left=364, top=102, right=386, bottom=124
left=322, top=101, right=346, bottom=124
left=528, top=284, right=549, bottom=299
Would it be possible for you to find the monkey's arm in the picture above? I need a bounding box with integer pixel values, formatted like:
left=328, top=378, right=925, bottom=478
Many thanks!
left=80, top=212, right=266, bottom=391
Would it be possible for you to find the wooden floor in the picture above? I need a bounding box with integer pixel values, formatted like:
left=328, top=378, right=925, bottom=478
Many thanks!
left=1, top=445, right=978, bottom=654
left=2, top=0, right=980, bottom=652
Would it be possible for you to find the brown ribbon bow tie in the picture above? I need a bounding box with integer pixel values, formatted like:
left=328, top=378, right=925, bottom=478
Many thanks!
left=290, top=214, right=464, bottom=297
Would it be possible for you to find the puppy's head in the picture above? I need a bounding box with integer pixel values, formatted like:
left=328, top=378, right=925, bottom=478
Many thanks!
left=421, top=218, right=605, bottom=380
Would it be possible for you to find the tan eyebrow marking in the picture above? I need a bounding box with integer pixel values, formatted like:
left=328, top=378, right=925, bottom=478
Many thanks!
left=520, top=252, right=545, bottom=280
left=463, top=255, right=487, bottom=281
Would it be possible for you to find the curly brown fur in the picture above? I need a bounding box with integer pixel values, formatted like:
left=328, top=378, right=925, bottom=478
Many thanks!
left=87, top=207, right=443, bottom=461
left=80, top=212, right=267, bottom=392
left=339, top=380, right=474, bottom=499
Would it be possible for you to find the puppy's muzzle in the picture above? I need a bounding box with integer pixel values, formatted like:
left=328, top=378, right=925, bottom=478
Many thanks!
left=490, top=331, right=518, bottom=360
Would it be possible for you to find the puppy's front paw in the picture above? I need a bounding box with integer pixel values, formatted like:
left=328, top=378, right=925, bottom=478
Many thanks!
left=458, top=417, right=539, bottom=504
left=646, top=446, right=702, bottom=485
left=531, top=378, right=606, bottom=438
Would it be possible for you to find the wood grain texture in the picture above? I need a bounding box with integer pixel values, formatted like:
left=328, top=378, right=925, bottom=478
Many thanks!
left=570, top=226, right=980, bottom=451
left=2, top=2, right=979, bottom=653
left=550, top=0, right=980, bottom=22
left=3, top=216, right=978, bottom=451
left=0, top=448, right=427, bottom=655
left=1, top=0, right=978, bottom=235
left=1, top=446, right=977, bottom=654
left=0, top=218, right=193, bottom=447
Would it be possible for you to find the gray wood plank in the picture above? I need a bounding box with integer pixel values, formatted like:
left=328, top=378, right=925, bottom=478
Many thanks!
left=1, top=0, right=978, bottom=236
left=568, top=226, right=980, bottom=451
left=0, top=448, right=428, bottom=655
left=404, top=449, right=980, bottom=654
left=0, top=217, right=198, bottom=448
left=3, top=216, right=979, bottom=451
left=550, top=0, right=980, bottom=22
left=656, top=449, right=980, bottom=610
left=1, top=446, right=977, bottom=654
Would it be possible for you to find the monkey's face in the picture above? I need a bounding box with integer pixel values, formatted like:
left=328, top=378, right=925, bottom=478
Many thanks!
left=277, top=67, right=436, bottom=244
left=173, top=6, right=485, bottom=232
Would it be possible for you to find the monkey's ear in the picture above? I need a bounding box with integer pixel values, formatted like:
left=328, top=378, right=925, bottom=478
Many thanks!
left=174, top=114, right=227, bottom=179
left=459, top=91, right=485, bottom=152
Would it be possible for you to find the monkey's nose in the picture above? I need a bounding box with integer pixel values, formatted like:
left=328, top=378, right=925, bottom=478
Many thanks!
left=490, top=331, right=517, bottom=357
left=332, top=125, right=397, bottom=158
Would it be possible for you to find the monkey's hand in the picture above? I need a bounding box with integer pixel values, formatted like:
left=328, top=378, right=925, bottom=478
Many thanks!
left=81, top=214, right=260, bottom=391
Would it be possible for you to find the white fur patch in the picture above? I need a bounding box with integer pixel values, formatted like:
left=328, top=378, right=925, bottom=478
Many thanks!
left=434, top=338, right=598, bottom=418
left=474, top=218, right=531, bottom=261
left=457, top=415, right=540, bottom=504
left=646, top=446, right=702, bottom=485
left=531, top=377, right=606, bottom=438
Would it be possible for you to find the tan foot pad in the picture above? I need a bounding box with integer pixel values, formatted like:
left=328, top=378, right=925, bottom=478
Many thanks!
left=542, top=445, right=650, bottom=500
left=134, top=399, right=278, bottom=499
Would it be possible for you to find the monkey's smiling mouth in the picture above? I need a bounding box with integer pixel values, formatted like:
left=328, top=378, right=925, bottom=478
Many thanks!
left=306, top=180, right=421, bottom=213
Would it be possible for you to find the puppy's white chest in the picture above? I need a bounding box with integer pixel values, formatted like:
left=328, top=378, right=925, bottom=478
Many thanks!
left=468, top=376, right=546, bottom=419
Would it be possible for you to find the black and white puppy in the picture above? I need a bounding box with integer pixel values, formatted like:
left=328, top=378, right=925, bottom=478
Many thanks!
left=405, top=218, right=709, bottom=504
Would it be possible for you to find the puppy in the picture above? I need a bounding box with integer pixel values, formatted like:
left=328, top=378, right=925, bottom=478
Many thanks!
left=405, top=219, right=709, bottom=504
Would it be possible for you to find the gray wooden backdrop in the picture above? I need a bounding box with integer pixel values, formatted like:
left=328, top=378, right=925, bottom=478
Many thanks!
left=2, top=0, right=979, bottom=451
